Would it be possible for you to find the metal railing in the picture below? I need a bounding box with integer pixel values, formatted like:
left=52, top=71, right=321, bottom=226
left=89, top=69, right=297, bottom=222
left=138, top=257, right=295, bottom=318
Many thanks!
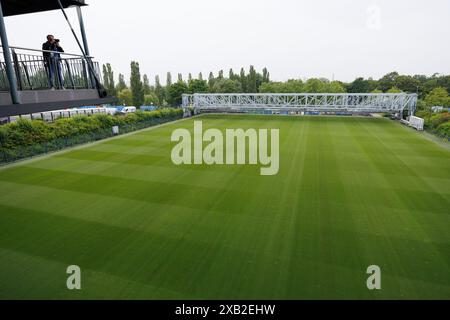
left=0, top=46, right=101, bottom=91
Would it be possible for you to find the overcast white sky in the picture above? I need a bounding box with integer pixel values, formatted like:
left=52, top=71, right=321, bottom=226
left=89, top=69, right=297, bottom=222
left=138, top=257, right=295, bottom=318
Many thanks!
left=3, top=0, right=450, bottom=84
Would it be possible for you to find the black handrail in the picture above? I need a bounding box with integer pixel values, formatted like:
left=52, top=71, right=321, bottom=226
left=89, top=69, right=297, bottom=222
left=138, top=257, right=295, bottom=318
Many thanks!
left=0, top=46, right=102, bottom=91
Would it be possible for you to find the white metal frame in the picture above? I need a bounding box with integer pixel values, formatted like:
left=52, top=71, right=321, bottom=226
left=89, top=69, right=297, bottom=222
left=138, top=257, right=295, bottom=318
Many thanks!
left=182, top=93, right=418, bottom=115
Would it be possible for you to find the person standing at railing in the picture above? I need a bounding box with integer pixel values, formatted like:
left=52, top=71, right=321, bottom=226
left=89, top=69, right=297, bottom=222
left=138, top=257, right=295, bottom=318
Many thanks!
left=42, top=35, right=65, bottom=89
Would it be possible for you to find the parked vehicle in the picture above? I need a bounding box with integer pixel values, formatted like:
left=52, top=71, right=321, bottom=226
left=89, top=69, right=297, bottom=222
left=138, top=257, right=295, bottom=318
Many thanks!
left=117, top=106, right=137, bottom=114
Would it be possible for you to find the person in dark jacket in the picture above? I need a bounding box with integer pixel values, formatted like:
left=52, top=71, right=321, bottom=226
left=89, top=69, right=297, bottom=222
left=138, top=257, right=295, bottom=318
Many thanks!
left=43, top=35, right=65, bottom=89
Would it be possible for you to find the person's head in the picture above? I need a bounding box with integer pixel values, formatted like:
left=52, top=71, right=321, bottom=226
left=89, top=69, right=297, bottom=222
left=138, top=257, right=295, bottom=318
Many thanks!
left=47, top=35, right=55, bottom=43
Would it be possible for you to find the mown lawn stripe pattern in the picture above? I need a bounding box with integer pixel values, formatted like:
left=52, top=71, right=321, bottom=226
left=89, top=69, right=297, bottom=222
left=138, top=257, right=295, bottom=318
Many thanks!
left=0, top=115, right=449, bottom=299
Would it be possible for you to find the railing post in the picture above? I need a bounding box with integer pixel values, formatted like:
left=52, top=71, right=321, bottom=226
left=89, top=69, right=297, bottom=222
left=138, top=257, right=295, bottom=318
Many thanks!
left=0, top=2, right=20, bottom=104
left=21, top=61, right=32, bottom=90
left=11, top=50, right=23, bottom=90
left=81, top=59, right=89, bottom=88
left=64, top=59, right=75, bottom=89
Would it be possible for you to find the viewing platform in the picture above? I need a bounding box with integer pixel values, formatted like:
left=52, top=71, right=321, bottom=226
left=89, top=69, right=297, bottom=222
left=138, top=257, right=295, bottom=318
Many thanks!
left=0, top=0, right=116, bottom=118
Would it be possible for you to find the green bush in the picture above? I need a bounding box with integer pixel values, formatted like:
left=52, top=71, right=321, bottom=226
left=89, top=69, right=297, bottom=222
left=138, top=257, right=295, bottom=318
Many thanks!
left=430, top=112, right=450, bottom=128
left=435, top=122, right=450, bottom=139
left=414, top=110, right=430, bottom=119
left=415, top=110, right=449, bottom=139
left=0, top=108, right=183, bottom=164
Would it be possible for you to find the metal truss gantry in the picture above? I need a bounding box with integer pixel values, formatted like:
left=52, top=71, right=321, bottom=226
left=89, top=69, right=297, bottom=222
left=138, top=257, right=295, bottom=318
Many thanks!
left=182, top=93, right=418, bottom=115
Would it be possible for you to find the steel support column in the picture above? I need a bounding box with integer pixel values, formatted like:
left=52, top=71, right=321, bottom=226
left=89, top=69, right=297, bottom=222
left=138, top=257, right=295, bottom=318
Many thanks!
left=76, top=6, right=90, bottom=57
left=0, top=2, right=20, bottom=104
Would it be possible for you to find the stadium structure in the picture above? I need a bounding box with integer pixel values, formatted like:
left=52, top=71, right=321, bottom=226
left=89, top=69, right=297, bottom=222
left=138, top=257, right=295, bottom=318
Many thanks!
left=0, top=0, right=116, bottom=118
left=0, top=0, right=448, bottom=304
left=182, top=93, right=418, bottom=117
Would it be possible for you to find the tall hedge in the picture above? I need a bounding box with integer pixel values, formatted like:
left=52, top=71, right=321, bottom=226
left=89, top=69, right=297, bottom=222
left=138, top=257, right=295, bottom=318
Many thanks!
left=414, top=110, right=450, bottom=139
left=0, top=108, right=183, bottom=163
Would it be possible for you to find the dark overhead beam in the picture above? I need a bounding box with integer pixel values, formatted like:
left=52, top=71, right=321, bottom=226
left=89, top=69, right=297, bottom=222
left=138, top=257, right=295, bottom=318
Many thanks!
left=0, top=97, right=117, bottom=117
left=1, top=0, right=87, bottom=17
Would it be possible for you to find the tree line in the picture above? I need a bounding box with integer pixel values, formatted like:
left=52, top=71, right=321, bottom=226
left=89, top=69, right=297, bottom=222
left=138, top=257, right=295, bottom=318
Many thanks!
left=102, top=63, right=450, bottom=110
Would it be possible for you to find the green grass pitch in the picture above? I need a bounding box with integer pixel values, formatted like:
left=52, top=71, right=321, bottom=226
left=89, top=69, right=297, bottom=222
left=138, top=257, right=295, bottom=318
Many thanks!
left=0, top=114, right=449, bottom=300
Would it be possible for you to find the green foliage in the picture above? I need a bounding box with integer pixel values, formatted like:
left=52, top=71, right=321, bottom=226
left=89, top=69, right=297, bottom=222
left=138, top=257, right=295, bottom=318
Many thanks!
left=430, top=112, right=450, bottom=128
left=116, top=73, right=127, bottom=92
left=117, top=88, right=133, bottom=106
left=414, top=110, right=429, bottom=119
left=166, top=81, right=189, bottom=107
left=154, top=75, right=165, bottom=106
left=0, top=109, right=184, bottom=163
left=247, top=65, right=257, bottom=93
left=102, top=63, right=116, bottom=96
left=143, top=74, right=151, bottom=95
left=166, top=72, right=172, bottom=87
left=188, top=79, right=209, bottom=94
left=304, top=78, right=327, bottom=93
left=327, top=81, right=346, bottom=93
left=395, top=75, right=420, bottom=93
left=260, top=80, right=303, bottom=93
left=436, top=121, right=450, bottom=138
left=144, top=93, right=159, bottom=106
left=415, top=109, right=450, bottom=139
left=212, top=79, right=242, bottom=93
left=378, top=72, right=399, bottom=92
left=425, top=87, right=450, bottom=107
left=130, top=61, right=144, bottom=107
left=347, top=77, right=377, bottom=93
left=387, top=87, right=403, bottom=93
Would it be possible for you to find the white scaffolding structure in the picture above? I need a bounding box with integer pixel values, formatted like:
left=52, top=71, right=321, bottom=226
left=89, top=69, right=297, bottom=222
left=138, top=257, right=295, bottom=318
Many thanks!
left=182, top=93, right=418, bottom=115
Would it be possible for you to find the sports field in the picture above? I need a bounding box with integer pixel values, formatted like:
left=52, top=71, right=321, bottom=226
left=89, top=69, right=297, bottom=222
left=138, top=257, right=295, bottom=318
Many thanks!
left=0, top=114, right=449, bottom=299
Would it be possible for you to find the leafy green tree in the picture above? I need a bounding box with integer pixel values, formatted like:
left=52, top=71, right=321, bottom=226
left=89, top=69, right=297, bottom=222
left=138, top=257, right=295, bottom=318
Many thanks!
left=425, top=87, right=450, bottom=107
left=371, top=89, right=383, bottom=93
left=387, top=87, right=402, bottom=93
left=436, top=75, right=450, bottom=94
left=347, top=77, right=372, bottom=93
left=247, top=66, right=257, bottom=93
left=395, top=75, right=420, bottom=93
left=284, top=79, right=304, bottom=92
left=102, top=63, right=116, bottom=96
left=143, top=74, right=151, bottom=95
left=379, top=72, right=399, bottom=92
left=188, top=79, right=208, bottom=94
left=304, top=78, right=327, bottom=93
left=167, top=81, right=189, bottom=106
left=144, top=93, right=159, bottom=106
left=116, top=73, right=127, bottom=92
left=212, top=79, right=242, bottom=93
left=130, top=61, right=144, bottom=106
left=166, top=72, right=172, bottom=87
left=208, top=72, right=215, bottom=91
left=117, top=88, right=132, bottom=106
left=327, top=81, right=346, bottom=93
left=154, top=75, right=164, bottom=106
left=262, top=67, right=270, bottom=83
left=229, top=68, right=235, bottom=80
left=240, top=68, right=247, bottom=92
left=259, top=79, right=304, bottom=93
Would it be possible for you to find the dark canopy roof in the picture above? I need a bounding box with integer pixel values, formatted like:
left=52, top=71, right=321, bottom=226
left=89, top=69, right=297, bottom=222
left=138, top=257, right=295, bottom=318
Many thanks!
left=1, top=0, right=86, bottom=17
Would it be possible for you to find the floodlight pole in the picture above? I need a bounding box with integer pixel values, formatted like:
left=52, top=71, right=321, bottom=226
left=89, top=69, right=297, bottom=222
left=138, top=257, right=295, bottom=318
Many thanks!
left=0, top=2, right=20, bottom=104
